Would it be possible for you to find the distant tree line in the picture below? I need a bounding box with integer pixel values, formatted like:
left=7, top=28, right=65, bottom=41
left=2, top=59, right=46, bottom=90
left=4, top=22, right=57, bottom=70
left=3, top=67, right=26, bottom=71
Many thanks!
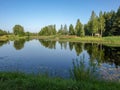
left=84, top=7, right=120, bottom=36
left=0, top=29, right=8, bottom=36
left=0, top=6, right=120, bottom=37
left=39, top=6, right=120, bottom=37
left=39, top=25, right=56, bottom=36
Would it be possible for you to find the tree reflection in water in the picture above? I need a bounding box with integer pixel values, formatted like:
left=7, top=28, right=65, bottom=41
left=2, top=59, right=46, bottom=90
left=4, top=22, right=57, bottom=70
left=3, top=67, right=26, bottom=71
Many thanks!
left=38, top=40, right=120, bottom=67
left=14, top=39, right=26, bottom=50
left=39, top=39, right=56, bottom=49
left=0, top=40, right=9, bottom=47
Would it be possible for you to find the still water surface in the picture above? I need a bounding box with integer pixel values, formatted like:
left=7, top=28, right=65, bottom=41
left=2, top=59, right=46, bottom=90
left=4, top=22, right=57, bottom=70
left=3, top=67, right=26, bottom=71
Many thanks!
left=0, top=39, right=120, bottom=80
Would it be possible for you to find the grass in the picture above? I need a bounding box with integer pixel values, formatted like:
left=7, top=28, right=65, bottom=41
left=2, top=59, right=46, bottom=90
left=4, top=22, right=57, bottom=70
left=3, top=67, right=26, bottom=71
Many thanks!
left=35, top=35, right=120, bottom=45
left=8, top=35, right=27, bottom=40
left=0, top=72, right=120, bottom=90
left=0, top=35, right=27, bottom=41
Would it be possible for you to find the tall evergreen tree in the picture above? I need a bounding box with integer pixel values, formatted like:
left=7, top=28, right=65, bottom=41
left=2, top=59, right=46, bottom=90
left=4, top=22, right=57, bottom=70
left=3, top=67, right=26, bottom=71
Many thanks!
left=63, top=24, right=68, bottom=35
left=69, top=24, right=75, bottom=35
left=98, top=11, right=105, bottom=37
left=89, top=11, right=99, bottom=36
left=103, top=11, right=116, bottom=36
left=112, top=7, right=120, bottom=35
left=58, top=24, right=64, bottom=34
left=81, top=25, right=85, bottom=37
left=84, top=21, right=92, bottom=36
left=75, top=19, right=83, bottom=36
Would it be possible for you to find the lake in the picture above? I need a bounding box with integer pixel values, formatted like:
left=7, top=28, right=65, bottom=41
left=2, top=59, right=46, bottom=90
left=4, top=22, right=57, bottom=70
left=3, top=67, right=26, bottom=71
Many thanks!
left=0, top=39, right=120, bottom=80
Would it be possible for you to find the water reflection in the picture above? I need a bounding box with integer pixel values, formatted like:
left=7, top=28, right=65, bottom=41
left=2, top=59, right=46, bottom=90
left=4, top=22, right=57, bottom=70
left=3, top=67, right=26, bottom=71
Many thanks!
left=38, top=40, right=120, bottom=67
left=0, top=40, right=9, bottom=47
left=0, top=39, right=120, bottom=67
left=14, top=39, right=26, bottom=50
left=103, top=46, right=120, bottom=67
left=58, top=41, right=68, bottom=50
left=84, top=43, right=105, bottom=66
left=39, top=39, right=56, bottom=49
left=0, top=39, right=120, bottom=80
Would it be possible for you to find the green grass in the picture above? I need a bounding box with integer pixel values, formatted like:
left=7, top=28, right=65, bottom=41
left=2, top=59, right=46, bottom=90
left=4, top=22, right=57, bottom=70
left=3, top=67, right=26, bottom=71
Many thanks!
left=0, top=72, right=120, bottom=90
left=0, top=35, right=27, bottom=41
left=36, top=35, right=120, bottom=45
left=103, top=36, right=120, bottom=43
left=8, top=35, right=27, bottom=40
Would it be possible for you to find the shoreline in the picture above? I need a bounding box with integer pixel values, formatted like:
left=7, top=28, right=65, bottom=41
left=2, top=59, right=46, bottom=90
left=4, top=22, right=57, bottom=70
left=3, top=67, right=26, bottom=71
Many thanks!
left=0, top=35, right=120, bottom=46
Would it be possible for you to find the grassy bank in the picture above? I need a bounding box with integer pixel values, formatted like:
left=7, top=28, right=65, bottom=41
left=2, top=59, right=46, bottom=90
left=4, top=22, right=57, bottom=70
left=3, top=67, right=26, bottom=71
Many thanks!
left=1, top=35, right=120, bottom=45
left=35, top=35, right=120, bottom=45
left=8, top=35, right=27, bottom=40
left=0, top=35, right=27, bottom=41
left=0, top=72, right=120, bottom=90
left=0, top=35, right=8, bottom=41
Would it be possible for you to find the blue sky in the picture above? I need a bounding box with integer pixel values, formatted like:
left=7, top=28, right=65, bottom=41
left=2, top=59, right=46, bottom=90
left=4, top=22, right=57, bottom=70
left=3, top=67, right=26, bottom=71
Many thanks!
left=0, top=0, right=120, bottom=32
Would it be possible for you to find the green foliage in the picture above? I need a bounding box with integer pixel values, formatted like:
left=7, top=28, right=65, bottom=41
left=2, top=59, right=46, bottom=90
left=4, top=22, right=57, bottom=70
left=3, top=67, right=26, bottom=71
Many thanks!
left=70, top=58, right=95, bottom=81
left=111, top=7, right=120, bottom=35
left=63, top=24, right=68, bottom=35
left=84, top=22, right=92, bottom=36
left=98, top=11, right=105, bottom=37
left=103, top=11, right=116, bottom=36
left=85, top=7, right=120, bottom=36
left=81, top=26, right=85, bottom=36
left=58, top=24, right=63, bottom=34
left=0, top=29, right=7, bottom=36
left=69, top=24, right=75, bottom=35
left=13, top=25, right=25, bottom=36
left=39, top=25, right=56, bottom=36
left=75, top=19, right=83, bottom=36
left=58, top=24, right=68, bottom=35
left=89, top=11, right=99, bottom=36
left=25, top=32, right=30, bottom=36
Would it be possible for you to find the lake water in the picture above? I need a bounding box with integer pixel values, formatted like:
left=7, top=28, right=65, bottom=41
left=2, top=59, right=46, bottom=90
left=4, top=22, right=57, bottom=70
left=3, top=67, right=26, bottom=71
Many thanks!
left=0, top=39, right=120, bottom=80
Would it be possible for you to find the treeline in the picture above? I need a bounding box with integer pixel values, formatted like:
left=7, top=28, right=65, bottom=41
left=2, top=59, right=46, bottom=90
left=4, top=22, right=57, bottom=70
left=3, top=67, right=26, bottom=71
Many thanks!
left=85, top=7, right=120, bottom=36
left=0, top=29, right=8, bottom=36
left=39, top=6, right=120, bottom=37
left=0, top=25, right=37, bottom=37
left=0, top=6, right=120, bottom=37
left=38, top=19, right=84, bottom=36
left=39, top=25, right=56, bottom=35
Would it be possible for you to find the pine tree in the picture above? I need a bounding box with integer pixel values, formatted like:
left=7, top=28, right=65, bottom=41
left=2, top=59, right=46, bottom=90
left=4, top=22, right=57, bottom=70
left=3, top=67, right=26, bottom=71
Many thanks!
left=99, top=11, right=105, bottom=37
left=69, top=24, right=75, bottom=35
left=112, top=7, right=120, bottom=35
left=75, top=19, right=83, bottom=36
left=103, top=11, right=116, bottom=36
left=63, top=24, right=68, bottom=35
left=81, top=25, right=85, bottom=37
left=89, top=11, right=99, bottom=36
